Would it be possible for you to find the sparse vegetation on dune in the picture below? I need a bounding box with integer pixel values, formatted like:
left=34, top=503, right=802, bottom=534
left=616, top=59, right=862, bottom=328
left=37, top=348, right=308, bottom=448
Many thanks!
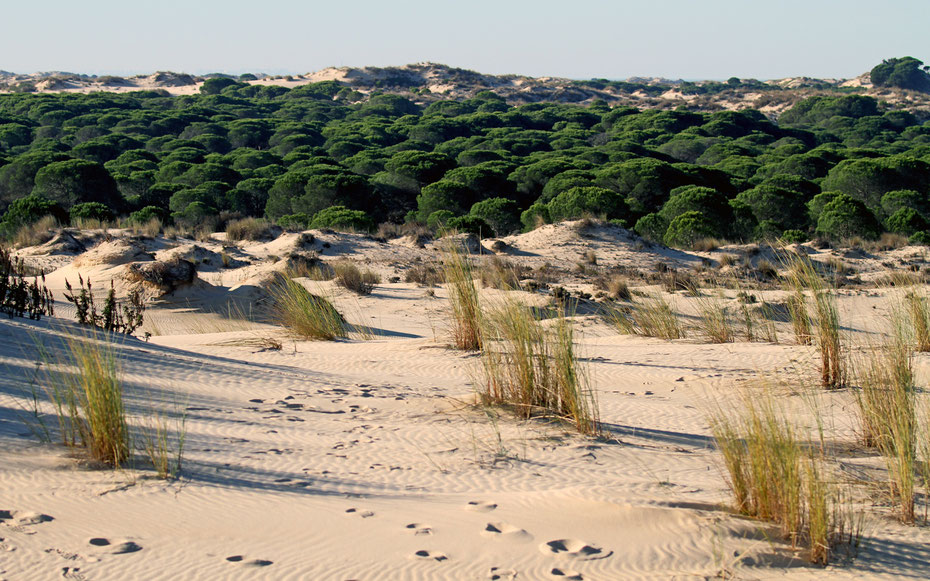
left=480, top=297, right=598, bottom=435
left=440, top=240, right=482, bottom=351
left=710, top=388, right=861, bottom=565
left=267, top=275, right=347, bottom=341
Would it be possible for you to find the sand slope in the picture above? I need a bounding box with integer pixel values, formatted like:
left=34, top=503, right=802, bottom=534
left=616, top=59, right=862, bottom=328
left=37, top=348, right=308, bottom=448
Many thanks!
left=3, top=225, right=930, bottom=579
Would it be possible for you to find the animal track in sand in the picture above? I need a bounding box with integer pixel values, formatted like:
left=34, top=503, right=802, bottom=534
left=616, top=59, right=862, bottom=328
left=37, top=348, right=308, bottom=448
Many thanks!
left=550, top=567, right=584, bottom=580
left=482, top=522, right=533, bottom=542
left=345, top=508, right=375, bottom=518
left=61, top=566, right=87, bottom=580
left=404, top=523, right=432, bottom=536
left=0, top=510, right=54, bottom=534
left=413, top=549, right=447, bottom=562
left=465, top=501, right=497, bottom=512
left=540, top=539, right=611, bottom=560
left=226, top=555, right=273, bottom=566
left=488, top=566, right=518, bottom=580
left=88, top=537, right=143, bottom=554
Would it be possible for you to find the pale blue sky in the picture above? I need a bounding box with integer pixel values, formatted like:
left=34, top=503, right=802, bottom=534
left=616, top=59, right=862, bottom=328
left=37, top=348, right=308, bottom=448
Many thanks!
left=3, top=0, right=927, bottom=80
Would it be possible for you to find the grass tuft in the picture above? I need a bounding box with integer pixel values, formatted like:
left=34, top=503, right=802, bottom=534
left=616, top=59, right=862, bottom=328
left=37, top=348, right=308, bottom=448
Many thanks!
left=441, top=240, right=483, bottom=351
left=267, top=276, right=347, bottom=340
left=480, top=297, right=598, bottom=435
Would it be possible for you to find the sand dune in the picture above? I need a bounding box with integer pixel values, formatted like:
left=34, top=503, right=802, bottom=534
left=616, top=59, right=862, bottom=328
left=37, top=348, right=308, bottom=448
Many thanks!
left=3, top=223, right=930, bottom=579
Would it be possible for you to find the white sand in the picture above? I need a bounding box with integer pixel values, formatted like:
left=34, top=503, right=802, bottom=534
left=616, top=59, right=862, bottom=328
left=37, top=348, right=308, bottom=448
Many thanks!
left=3, top=224, right=930, bottom=579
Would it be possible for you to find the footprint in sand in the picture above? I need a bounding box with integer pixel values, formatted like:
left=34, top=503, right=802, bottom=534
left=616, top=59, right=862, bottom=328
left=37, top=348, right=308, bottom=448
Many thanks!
left=88, top=537, right=143, bottom=554
left=0, top=510, right=54, bottom=534
left=482, top=522, right=533, bottom=543
left=550, top=567, right=584, bottom=580
left=405, top=523, right=432, bottom=536
left=226, top=555, right=273, bottom=567
left=412, top=549, right=447, bottom=562
left=61, top=566, right=87, bottom=580
left=465, top=501, right=497, bottom=513
left=540, top=539, right=611, bottom=561
left=345, top=508, right=375, bottom=518
left=488, top=566, right=518, bottom=580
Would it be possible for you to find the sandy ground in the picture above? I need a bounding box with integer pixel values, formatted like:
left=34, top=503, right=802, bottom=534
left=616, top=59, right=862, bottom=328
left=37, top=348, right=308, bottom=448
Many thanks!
left=3, top=223, right=930, bottom=580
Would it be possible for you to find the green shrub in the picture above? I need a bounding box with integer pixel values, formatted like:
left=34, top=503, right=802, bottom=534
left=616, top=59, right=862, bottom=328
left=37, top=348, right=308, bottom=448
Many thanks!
left=277, top=213, right=311, bottom=230
left=547, top=186, right=626, bottom=222
left=780, top=229, right=809, bottom=244
left=663, top=211, right=718, bottom=248
left=886, top=208, right=929, bottom=236
left=816, top=193, right=881, bottom=240
left=634, top=213, right=669, bottom=243
left=446, top=215, right=495, bottom=237
left=70, top=202, right=114, bottom=223
left=128, top=206, right=168, bottom=225
left=520, top=203, right=550, bottom=231
left=469, top=197, right=520, bottom=235
left=427, top=209, right=455, bottom=231
left=909, top=231, right=930, bottom=245
left=309, top=205, right=373, bottom=232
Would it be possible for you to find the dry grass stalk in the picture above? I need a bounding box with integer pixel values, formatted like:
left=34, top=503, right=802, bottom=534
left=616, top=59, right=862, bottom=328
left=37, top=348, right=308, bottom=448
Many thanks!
left=784, top=255, right=844, bottom=388
left=480, top=297, right=598, bottom=435
left=855, top=317, right=917, bottom=523
left=479, top=256, right=525, bottom=290
left=904, top=289, right=930, bottom=352
left=267, top=276, right=347, bottom=340
left=42, top=330, right=129, bottom=466
left=696, top=292, right=733, bottom=343
left=710, top=389, right=860, bottom=564
left=333, top=260, right=379, bottom=295
left=14, top=215, right=58, bottom=247
left=440, top=241, right=482, bottom=351
left=225, top=217, right=273, bottom=242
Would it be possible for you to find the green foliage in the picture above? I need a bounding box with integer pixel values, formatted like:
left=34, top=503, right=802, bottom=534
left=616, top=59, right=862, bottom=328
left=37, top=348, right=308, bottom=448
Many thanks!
left=870, top=57, right=930, bottom=92
left=277, top=213, right=311, bottom=230
left=128, top=206, right=167, bottom=225
left=909, top=231, right=930, bottom=245
left=32, top=159, right=121, bottom=210
left=446, top=215, right=495, bottom=237
left=886, top=207, right=929, bottom=236
left=634, top=213, right=669, bottom=243
left=70, top=202, right=114, bottom=223
left=547, top=186, right=626, bottom=222
left=1, top=194, right=67, bottom=235
left=816, top=193, right=881, bottom=240
left=469, top=197, right=520, bottom=235
left=664, top=210, right=720, bottom=247
left=779, top=229, right=809, bottom=244
left=520, top=202, right=550, bottom=231
left=427, top=209, right=455, bottom=230
left=308, top=205, right=373, bottom=232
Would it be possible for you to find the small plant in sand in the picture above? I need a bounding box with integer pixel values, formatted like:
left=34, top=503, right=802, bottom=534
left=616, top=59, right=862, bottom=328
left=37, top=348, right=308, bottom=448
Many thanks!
left=903, top=289, right=930, bottom=352
left=695, top=292, right=733, bottom=343
left=479, top=256, right=525, bottom=290
left=440, top=240, right=482, bottom=351
left=784, top=255, right=844, bottom=389
left=63, top=276, right=145, bottom=335
left=480, top=297, right=598, bottom=435
left=0, top=246, right=55, bottom=320
left=267, top=275, right=347, bottom=341
left=42, top=331, right=129, bottom=466
left=610, top=293, right=684, bottom=340
left=139, top=406, right=187, bottom=479
left=710, top=390, right=860, bottom=564
left=225, top=217, right=274, bottom=242
left=855, top=323, right=917, bottom=523
left=332, top=260, right=380, bottom=295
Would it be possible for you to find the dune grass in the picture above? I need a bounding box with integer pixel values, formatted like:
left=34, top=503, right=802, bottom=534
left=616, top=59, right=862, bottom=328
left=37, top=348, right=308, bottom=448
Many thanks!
left=903, top=289, right=930, bottom=352
left=139, top=406, right=186, bottom=479
left=710, top=389, right=860, bottom=564
left=855, top=316, right=917, bottom=523
left=440, top=240, right=482, bottom=351
left=480, top=297, right=598, bottom=435
left=267, top=275, right=347, bottom=340
left=784, top=255, right=844, bottom=389
left=332, top=260, right=380, bottom=295
left=695, top=292, right=733, bottom=343
left=42, top=331, right=129, bottom=466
